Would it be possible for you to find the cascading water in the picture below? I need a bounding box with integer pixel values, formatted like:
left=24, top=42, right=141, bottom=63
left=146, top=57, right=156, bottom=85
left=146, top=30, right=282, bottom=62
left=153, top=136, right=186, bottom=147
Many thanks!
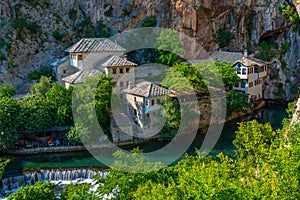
left=0, top=169, right=107, bottom=198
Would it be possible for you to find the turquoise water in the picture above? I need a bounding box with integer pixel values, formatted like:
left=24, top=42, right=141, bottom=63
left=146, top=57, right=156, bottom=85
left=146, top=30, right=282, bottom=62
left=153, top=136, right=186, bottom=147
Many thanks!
left=4, top=104, right=288, bottom=175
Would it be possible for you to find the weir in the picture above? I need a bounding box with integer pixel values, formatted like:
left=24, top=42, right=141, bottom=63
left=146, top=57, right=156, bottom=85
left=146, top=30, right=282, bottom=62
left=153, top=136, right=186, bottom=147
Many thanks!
left=0, top=169, right=107, bottom=198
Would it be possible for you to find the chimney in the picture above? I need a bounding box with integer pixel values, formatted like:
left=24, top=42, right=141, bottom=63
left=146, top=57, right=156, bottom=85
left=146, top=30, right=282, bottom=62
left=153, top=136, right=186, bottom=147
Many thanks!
left=128, top=81, right=132, bottom=89
left=244, top=49, right=248, bottom=57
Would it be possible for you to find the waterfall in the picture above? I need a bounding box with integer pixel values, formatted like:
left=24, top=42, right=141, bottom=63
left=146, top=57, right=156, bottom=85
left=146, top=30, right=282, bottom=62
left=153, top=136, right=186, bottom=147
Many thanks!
left=0, top=169, right=107, bottom=198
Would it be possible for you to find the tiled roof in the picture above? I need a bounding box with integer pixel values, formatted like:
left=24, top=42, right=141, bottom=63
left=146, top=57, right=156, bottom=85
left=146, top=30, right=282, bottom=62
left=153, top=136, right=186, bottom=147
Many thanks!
left=62, top=69, right=104, bottom=84
left=101, top=55, right=137, bottom=67
left=112, top=113, right=135, bottom=127
left=66, top=38, right=126, bottom=53
left=124, top=81, right=169, bottom=98
left=234, top=56, right=269, bottom=67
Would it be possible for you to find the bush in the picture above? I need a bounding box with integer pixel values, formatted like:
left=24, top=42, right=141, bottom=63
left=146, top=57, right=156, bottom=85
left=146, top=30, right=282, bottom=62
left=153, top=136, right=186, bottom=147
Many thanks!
left=259, top=40, right=279, bottom=50
left=52, top=29, right=66, bottom=41
left=141, top=16, right=157, bottom=27
left=28, top=65, right=54, bottom=80
left=279, top=3, right=299, bottom=23
left=7, top=181, right=56, bottom=200
left=213, top=28, right=234, bottom=48
left=69, top=8, right=77, bottom=21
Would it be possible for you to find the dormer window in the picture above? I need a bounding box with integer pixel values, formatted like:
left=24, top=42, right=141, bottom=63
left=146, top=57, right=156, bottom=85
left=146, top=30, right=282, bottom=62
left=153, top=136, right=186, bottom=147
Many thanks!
left=112, top=68, right=117, bottom=74
left=237, top=67, right=241, bottom=74
left=77, top=54, right=83, bottom=60
left=120, top=68, right=123, bottom=74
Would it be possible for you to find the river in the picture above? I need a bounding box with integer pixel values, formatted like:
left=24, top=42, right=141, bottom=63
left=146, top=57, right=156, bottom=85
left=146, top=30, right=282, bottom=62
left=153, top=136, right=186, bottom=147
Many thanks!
left=0, top=103, right=288, bottom=197
left=3, top=103, right=288, bottom=175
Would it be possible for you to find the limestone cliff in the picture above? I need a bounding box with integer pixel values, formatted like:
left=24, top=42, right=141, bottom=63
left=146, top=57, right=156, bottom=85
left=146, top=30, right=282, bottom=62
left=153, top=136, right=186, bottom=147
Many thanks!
left=0, top=0, right=299, bottom=100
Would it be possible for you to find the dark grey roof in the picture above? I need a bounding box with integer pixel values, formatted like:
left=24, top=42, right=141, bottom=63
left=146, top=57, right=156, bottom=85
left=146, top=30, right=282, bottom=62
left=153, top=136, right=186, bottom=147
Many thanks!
left=62, top=69, right=104, bottom=84
left=124, top=81, right=169, bottom=98
left=234, top=56, right=269, bottom=67
left=113, top=113, right=135, bottom=127
left=66, top=38, right=126, bottom=53
left=101, top=55, right=137, bottom=67
left=211, top=51, right=244, bottom=63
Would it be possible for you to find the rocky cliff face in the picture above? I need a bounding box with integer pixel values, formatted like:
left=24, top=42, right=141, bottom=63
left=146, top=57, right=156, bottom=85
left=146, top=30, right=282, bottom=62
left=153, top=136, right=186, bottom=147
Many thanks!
left=0, top=0, right=299, bottom=100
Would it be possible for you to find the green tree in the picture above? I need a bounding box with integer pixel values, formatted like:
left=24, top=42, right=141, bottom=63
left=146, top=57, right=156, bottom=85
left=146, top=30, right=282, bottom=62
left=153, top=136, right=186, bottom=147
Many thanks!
left=0, top=85, right=16, bottom=98
left=226, top=90, right=250, bottom=113
left=0, top=97, right=21, bottom=150
left=46, top=82, right=73, bottom=125
left=96, top=148, right=171, bottom=199
left=214, top=61, right=240, bottom=87
left=61, top=183, right=97, bottom=200
left=69, top=75, right=113, bottom=142
left=233, top=120, right=279, bottom=162
left=7, top=181, right=56, bottom=200
left=213, top=28, right=235, bottom=48
left=30, top=76, right=51, bottom=95
left=173, top=62, right=207, bottom=92
left=156, top=29, right=184, bottom=66
left=160, top=97, right=181, bottom=140
left=161, top=68, right=191, bottom=91
left=18, top=95, right=55, bottom=131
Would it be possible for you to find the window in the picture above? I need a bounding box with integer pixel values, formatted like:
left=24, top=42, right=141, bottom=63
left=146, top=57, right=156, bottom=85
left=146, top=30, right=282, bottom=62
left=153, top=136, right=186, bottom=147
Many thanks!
left=77, top=54, right=83, bottom=60
left=248, top=67, right=253, bottom=74
left=126, top=67, right=130, bottom=73
left=134, top=97, right=137, bottom=102
left=120, top=82, right=124, bottom=87
left=63, top=69, right=67, bottom=74
left=254, top=66, right=258, bottom=73
left=236, top=67, right=241, bottom=74
left=120, top=68, right=123, bottom=74
left=145, top=100, right=149, bottom=106
left=241, top=82, right=246, bottom=88
left=112, top=68, right=117, bottom=74
left=151, top=100, right=155, bottom=106
left=157, top=99, right=160, bottom=104
left=134, top=109, right=137, bottom=116
left=71, top=54, right=76, bottom=60
left=249, top=82, right=253, bottom=88
left=242, top=68, right=247, bottom=75
left=234, top=82, right=239, bottom=87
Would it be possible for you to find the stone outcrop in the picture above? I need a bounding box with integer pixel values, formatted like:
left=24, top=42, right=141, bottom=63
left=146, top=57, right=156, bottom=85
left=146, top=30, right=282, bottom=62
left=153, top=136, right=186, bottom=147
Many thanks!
left=0, top=0, right=299, bottom=100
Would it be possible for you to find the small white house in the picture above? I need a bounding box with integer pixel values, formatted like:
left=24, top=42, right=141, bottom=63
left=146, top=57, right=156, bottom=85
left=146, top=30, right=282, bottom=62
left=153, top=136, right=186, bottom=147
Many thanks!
left=232, top=56, right=269, bottom=101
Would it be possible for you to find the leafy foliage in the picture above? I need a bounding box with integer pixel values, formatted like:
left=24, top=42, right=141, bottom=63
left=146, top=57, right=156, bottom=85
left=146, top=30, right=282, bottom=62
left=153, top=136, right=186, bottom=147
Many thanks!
left=69, top=75, right=113, bottom=142
left=0, top=97, right=21, bottom=149
left=141, top=16, right=157, bottom=27
left=7, top=181, right=56, bottom=200
left=28, top=65, right=54, bottom=80
left=279, top=3, right=300, bottom=23
left=0, top=85, right=15, bottom=98
left=52, top=29, right=66, bottom=41
left=159, top=97, right=181, bottom=140
left=61, top=183, right=97, bottom=200
left=156, top=29, right=183, bottom=66
left=226, top=90, right=250, bottom=113
left=213, top=28, right=235, bottom=48
left=30, top=76, right=51, bottom=95
left=0, top=158, right=9, bottom=179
